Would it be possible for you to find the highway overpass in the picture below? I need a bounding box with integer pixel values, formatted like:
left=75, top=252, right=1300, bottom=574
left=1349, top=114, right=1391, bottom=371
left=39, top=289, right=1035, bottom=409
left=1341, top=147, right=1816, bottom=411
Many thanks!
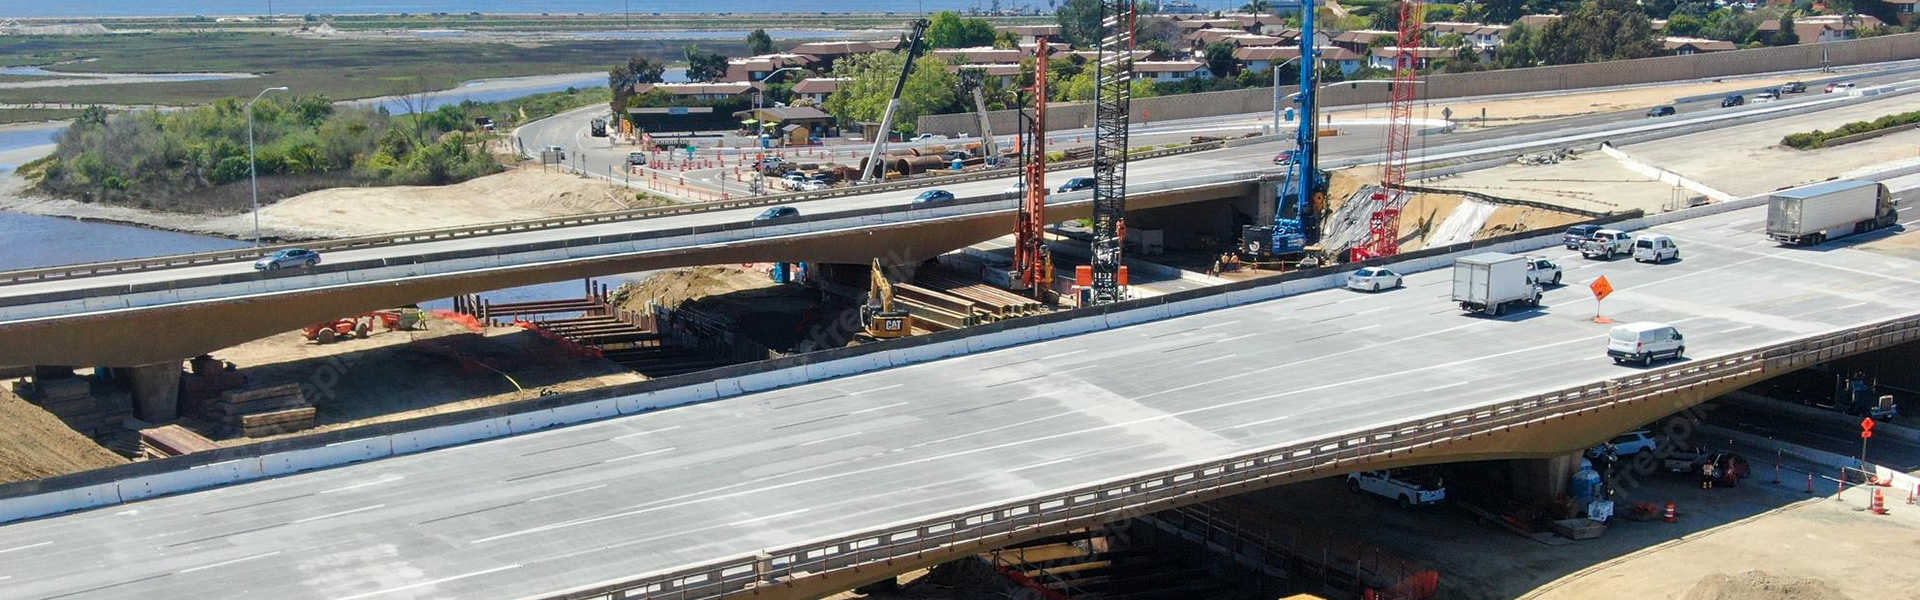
left=0, top=187, right=1916, bottom=600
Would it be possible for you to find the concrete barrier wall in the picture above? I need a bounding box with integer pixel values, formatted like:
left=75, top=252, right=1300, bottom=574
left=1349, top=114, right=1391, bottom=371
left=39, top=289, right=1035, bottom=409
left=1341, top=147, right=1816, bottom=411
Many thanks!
left=919, top=32, right=1920, bottom=136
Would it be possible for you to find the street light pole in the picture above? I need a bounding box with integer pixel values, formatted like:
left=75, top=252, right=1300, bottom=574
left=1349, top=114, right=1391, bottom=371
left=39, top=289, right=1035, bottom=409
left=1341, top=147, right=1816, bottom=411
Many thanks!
left=1269, top=56, right=1303, bottom=135
left=247, top=85, right=289, bottom=247
left=754, top=67, right=804, bottom=110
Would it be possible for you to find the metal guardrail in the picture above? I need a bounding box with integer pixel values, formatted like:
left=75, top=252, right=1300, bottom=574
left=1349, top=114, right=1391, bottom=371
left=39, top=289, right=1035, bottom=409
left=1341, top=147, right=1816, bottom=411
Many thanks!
left=0, top=142, right=1229, bottom=287
left=535, top=314, right=1920, bottom=600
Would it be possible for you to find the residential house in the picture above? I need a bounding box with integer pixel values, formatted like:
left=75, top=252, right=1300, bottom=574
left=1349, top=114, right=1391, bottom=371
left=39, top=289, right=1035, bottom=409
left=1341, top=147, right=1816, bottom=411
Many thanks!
left=1174, top=18, right=1244, bottom=32
left=995, top=24, right=1062, bottom=44
left=1367, top=46, right=1459, bottom=70
left=788, top=40, right=899, bottom=70
left=632, top=82, right=760, bottom=101
left=1186, top=27, right=1256, bottom=49
left=1233, top=45, right=1365, bottom=75
left=1063, top=49, right=1157, bottom=63
left=1889, top=0, right=1916, bottom=25
left=946, top=63, right=1023, bottom=86
left=790, top=77, right=849, bottom=105
left=931, top=47, right=1027, bottom=65
left=1330, top=29, right=1398, bottom=54
left=1223, top=13, right=1294, bottom=35
left=720, top=53, right=814, bottom=83
left=731, top=106, right=836, bottom=146
left=1515, top=14, right=1562, bottom=29
left=1133, top=60, right=1214, bottom=82
left=1758, top=14, right=1887, bottom=43
left=1661, top=36, right=1737, bottom=55
left=1222, top=34, right=1287, bottom=47
left=1424, top=22, right=1509, bottom=48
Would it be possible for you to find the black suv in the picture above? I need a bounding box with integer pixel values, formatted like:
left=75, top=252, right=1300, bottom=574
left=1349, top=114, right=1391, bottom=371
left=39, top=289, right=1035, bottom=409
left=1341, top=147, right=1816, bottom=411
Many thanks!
left=1645, top=105, right=1676, bottom=118
left=1563, top=224, right=1603, bottom=249
left=1720, top=94, right=1745, bottom=108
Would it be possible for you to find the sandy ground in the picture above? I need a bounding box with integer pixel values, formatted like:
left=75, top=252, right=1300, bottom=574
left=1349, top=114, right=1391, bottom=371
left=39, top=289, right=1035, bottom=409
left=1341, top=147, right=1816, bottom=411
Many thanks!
left=614, top=266, right=848, bottom=353
left=203, top=314, right=643, bottom=443
left=0, top=385, right=126, bottom=484
left=1397, top=191, right=1467, bottom=251
left=1436, top=150, right=1732, bottom=216
left=1624, top=93, right=1920, bottom=198
left=0, top=165, right=646, bottom=240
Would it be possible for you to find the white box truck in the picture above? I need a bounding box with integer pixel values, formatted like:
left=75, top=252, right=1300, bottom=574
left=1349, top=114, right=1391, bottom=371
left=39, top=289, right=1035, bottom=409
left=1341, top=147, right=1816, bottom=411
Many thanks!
left=1767, top=180, right=1897, bottom=245
left=1452, top=252, right=1541, bottom=316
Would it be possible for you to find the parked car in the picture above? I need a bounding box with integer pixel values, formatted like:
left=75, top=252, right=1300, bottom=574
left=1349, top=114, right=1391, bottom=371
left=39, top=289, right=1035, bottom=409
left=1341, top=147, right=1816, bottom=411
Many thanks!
left=626, top=152, right=647, bottom=166
left=910, top=133, right=948, bottom=142
left=1720, top=94, right=1745, bottom=108
left=1056, top=177, right=1096, bottom=193
left=792, top=180, right=827, bottom=191
left=1524, top=256, right=1563, bottom=286
left=1580, top=229, right=1631, bottom=259
left=1645, top=105, right=1676, bottom=118
left=253, top=248, right=320, bottom=270
left=1631, top=233, right=1680, bottom=263
left=783, top=172, right=809, bottom=184
left=1348, top=469, right=1446, bottom=508
left=1344, top=267, right=1402, bottom=292
left=1586, top=430, right=1662, bottom=459
left=1782, top=81, right=1806, bottom=93
left=912, top=189, right=956, bottom=204
left=1826, top=82, right=1855, bottom=93
left=754, top=206, right=800, bottom=221
left=1563, top=224, right=1604, bottom=249
left=1608, top=321, right=1685, bottom=366
left=755, top=157, right=786, bottom=172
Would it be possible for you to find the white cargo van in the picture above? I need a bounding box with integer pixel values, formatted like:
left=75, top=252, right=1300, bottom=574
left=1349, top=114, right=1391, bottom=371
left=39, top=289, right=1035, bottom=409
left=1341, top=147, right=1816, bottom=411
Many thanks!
left=1608, top=322, right=1685, bottom=366
left=1631, top=234, right=1679, bottom=263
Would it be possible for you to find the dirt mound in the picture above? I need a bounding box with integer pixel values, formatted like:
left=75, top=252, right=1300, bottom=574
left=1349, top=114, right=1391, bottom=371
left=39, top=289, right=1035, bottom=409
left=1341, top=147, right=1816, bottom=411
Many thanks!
left=1680, top=571, right=1852, bottom=600
left=0, top=386, right=125, bottom=484
left=613, top=266, right=776, bottom=311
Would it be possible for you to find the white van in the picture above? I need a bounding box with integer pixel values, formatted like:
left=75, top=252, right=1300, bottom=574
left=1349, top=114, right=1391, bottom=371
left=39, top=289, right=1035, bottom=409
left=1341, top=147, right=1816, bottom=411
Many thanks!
left=1632, top=234, right=1679, bottom=263
left=1608, top=322, right=1685, bottom=366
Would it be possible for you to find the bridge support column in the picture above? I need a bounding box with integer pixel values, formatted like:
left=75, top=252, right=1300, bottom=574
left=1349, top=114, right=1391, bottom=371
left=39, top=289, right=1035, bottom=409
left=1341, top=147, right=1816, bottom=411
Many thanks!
left=125, top=361, right=183, bottom=422
left=1510, top=452, right=1582, bottom=502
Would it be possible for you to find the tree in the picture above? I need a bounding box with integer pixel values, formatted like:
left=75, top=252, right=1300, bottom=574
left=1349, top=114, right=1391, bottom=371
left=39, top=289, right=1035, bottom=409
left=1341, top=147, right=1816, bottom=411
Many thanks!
left=1057, top=0, right=1103, bottom=47
left=1494, top=22, right=1540, bottom=68
left=1484, top=0, right=1527, bottom=23
left=684, top=45, right=730, bottom=82
left=608, top=56, right=667, bottom=115
left=1535, top=0, right=1660, bottom=65
left=1203, top=41, right=1240, bottom=78
left=1057, top=70, right=1157, bottom=102
left=1771, top=14, right=1800, bottom=45
left=928, top=11, right=998, bottom=48
left=822, top=53, right=961, bottom=137
left=1437, top=34, right=1486, bottom=73
left=747, top=29, right=776, bottom=55
left=993, top=30, right=1021, bottom=49
left=1663, top=14, right=1705, bottom=36
left=1370, top=2, right=1403, bottom=30
left=1241, top=0, right=1273, bottom=14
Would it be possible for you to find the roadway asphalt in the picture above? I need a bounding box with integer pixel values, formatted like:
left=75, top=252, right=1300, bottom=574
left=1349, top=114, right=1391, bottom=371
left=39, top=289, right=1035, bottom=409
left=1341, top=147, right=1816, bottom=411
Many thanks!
left=3, top=203, right=1919, bottom=600
left=1, top=77, right=1905, bottom=314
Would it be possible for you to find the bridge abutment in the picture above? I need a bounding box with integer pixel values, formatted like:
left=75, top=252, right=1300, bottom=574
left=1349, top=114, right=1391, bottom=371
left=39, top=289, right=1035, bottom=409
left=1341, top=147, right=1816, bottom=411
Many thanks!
left=1508, top=452, right=1582, bottom=502
left=122, top=361, right=183, bottom=422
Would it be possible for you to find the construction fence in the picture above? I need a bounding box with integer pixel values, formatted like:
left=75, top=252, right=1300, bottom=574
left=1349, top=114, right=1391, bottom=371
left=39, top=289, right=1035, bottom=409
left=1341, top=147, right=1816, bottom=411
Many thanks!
left=917, top=32, right=1920, bottom=136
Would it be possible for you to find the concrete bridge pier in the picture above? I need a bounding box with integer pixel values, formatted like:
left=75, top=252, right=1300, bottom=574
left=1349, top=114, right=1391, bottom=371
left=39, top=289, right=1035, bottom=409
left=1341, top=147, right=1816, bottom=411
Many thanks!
left=1509, top=452, right=1583, bottom=502
left=121, top=361, right=183, bottom=422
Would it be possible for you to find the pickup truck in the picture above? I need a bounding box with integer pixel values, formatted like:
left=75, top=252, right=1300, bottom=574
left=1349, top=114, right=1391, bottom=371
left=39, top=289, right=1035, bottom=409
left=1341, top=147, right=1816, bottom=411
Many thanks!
left=1580, top=229, right=1631, bottom=259
left=1348, top=470, right=1446, bottom=507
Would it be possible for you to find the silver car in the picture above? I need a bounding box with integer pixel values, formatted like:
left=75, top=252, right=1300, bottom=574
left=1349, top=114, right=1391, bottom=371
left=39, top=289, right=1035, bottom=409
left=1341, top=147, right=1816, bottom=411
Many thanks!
left=254, top=248, right=320, bottom=270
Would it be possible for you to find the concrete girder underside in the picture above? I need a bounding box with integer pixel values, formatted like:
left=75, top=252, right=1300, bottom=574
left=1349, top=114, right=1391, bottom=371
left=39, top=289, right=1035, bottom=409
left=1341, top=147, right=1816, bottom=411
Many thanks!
left=687, top=368, right=1764, bottom=600
left=0, top=184, right=1254, bottom=368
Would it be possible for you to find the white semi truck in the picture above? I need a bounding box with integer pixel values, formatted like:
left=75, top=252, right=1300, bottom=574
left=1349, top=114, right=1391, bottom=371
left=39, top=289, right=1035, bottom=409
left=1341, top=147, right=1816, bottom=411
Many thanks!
left=1452, top=252, right=1542, bottom=316
left=1767, top=180, right=1897, bottom=245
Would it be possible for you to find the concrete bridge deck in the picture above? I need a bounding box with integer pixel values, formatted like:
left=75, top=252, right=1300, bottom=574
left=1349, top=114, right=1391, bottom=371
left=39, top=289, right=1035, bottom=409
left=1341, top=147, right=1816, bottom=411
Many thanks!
left=1, top=197, right=1916, bottom=600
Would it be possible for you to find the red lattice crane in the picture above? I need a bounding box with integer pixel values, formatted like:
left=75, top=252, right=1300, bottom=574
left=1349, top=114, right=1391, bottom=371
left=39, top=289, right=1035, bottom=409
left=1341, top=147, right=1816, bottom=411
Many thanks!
left=1357, top=0, right=1424, bottom=261
left=1016, top=39, right=1052, bottom=295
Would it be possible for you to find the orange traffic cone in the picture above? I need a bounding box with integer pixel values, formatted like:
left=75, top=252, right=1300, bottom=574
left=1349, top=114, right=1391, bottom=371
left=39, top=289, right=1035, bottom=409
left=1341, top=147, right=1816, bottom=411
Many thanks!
left=1871, top=489, right=1889, bottom=515
left=1663, top=502, right=1678, bottom=523
left=1907, top=484, right=1916, bottom=505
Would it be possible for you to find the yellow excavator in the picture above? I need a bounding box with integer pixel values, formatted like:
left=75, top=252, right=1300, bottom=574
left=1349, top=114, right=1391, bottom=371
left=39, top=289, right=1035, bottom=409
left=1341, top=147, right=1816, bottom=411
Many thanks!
left=861, top=259, right=914, bottom=339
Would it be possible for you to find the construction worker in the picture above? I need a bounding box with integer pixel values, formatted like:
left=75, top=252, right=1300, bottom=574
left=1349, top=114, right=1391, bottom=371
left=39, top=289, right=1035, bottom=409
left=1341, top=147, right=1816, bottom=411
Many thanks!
left=1700, top=460, right=1718, bottom=490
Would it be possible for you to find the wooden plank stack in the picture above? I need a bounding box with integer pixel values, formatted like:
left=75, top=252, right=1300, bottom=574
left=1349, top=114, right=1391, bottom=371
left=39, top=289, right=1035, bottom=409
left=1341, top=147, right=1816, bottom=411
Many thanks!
left=209, top=384, right=316, bottom=438
left=140, top=424, right=219, bottom=458
left=11, top=377, right=131, bottom=439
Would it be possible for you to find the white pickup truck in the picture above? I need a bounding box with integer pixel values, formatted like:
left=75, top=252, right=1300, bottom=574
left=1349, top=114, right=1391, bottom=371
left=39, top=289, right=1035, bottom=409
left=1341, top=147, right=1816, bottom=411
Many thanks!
left=1347, top=469, right=1447, bottom=508
left=1580, top=229, right=1631, bottom=259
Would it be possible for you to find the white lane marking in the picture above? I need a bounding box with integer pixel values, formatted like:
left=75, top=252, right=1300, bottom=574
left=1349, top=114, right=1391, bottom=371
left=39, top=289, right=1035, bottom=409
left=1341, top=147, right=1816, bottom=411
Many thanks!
left=320, top=476, right=405, bottom=494
left=0, top=541, right=51, bottom=554
left=849, top=402, right=909, bottom=415
left=1041, top=349, right=1087, bottom=360
left=1056, top=364, right=1101, bottom=375
left=1130, top=320, right=1483, bottom=402
left=726, top=509, right=809, bottom=527
left=1193, top=354, right=1238, bottom=366
left=530, top=484, right=608, bottom=503
left=613, top=425, right=681, bottom=440
left=1224, top=415, right=1292, bottom=430
left=1714, top=325, right=1754, bottom=334
left=1213, top=333, right=1258, bottom=344
left=1200, top=320, right=1242, bottom=329
left=1829, top=301, right=1867, bottom=312
left=1008, top=457, right=1078, bottom=473
left=0, top=575, right=9, bottom=581
left=178, top=551, right=284, bottom=574
left=292, top=504, right=385, bottom=525
left=849, top=384, right=902, bottom=395
left=797, top=432, right=866, bottom=447
left=604, top=448, right=676, bottom=463
left=335, top=564, right=522, bottom=600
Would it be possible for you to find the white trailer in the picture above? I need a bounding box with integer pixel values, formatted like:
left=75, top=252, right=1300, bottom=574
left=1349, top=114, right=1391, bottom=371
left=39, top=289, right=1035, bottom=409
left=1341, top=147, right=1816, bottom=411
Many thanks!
left=1767, top=180, right=1897, bottom=245
left=1452, top=252, right=1541, bottom=316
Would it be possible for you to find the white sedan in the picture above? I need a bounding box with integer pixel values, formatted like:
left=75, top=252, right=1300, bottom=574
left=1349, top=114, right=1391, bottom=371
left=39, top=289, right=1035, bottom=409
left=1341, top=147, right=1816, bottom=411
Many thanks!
left=1344, top=267, right=1402, bottom=292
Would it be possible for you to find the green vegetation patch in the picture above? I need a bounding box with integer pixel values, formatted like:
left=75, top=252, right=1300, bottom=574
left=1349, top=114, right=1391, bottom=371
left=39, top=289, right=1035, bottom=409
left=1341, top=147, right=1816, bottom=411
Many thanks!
left=1781, top=110, right=1920, bottom=149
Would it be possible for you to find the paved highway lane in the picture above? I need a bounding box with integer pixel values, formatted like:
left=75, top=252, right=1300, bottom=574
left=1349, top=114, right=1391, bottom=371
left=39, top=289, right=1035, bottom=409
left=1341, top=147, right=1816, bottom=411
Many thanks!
left=3, top=203, right=1918, bottom=600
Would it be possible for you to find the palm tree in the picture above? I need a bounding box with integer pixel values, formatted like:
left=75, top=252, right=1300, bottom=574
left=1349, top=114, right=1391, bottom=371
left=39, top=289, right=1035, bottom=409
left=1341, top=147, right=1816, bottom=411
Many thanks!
left=1241, top=0, right=1272, bottom=14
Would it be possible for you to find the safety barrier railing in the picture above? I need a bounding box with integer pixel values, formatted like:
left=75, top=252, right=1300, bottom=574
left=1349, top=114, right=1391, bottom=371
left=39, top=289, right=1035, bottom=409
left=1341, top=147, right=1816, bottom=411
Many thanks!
left=0, top=141, right=1229, bottom=286
left=537, top=313, right=1920, bottom=600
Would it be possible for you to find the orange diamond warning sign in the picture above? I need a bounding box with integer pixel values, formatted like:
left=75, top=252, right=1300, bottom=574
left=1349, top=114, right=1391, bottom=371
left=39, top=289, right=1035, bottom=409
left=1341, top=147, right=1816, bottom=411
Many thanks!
left=1590, top=276, right=1614, bottom=302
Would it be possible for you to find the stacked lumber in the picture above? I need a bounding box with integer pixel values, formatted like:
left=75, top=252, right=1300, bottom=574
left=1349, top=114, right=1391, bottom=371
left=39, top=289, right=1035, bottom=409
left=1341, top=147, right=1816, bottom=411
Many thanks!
left=14, top=377, right=129, bottom=438
left=209, top=384, right=316, bottom=438
left=140, top=424, right=219, bottom=458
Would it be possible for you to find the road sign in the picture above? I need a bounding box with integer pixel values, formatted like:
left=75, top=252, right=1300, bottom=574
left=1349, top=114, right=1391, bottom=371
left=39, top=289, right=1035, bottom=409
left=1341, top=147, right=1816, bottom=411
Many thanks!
left=1441, top=107, right=1453, bottom=119
left=1590, top=276, right=1614, bottom=302
left=1862, top=417, right=1876, bottom=438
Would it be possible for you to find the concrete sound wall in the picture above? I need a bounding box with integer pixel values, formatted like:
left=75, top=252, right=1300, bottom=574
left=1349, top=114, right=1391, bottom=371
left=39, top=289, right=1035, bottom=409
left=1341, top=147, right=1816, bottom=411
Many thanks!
left=919, top=32, right=1920, bottom=136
